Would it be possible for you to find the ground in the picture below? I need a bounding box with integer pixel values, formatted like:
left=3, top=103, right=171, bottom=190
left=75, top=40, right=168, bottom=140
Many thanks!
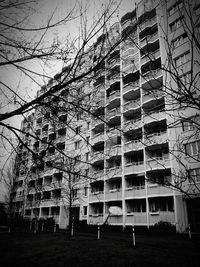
left=0, top=230, right=199, bottom=267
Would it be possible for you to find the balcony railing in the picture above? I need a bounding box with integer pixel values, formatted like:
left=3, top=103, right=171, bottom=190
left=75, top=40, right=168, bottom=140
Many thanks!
left=123, top=118, right=142, bottom=131
left=105, top=166, right=122, bottom=180
left=144, top=131, right=168, bottom=145
left=123, top=82, right=139, bottom=95
left=125, top=212, right=147, bottom=225
left=141, top=69, right=162, bottom=84
left=143, top=89, right=164, bottom=103
left=107, top=90, right=120, bottom=103
left=124, top=139, right=143, bottom=153
left=141, top=50, right=160, bottom=65
left=143, top=110, right=166, bottom=125
left=89, top=192, right=104, bottom=202
left=146, top=156, right=170, bottom=170
left=140, top=32, right=159, bottom=47
left=105, top=189, right=122, bottom=201
left=107, top=107, right=120, bottom=120
left=124, top=99, right=140, bottom=112
left=88, top=214, right=104, bottom=225
left=125, top=186, right=146, bottom=198
left=124, top=161, right=144, bottom=175
left=149, top=211, right=175, bottom=225
left=147, top=184, right=173, bottom=196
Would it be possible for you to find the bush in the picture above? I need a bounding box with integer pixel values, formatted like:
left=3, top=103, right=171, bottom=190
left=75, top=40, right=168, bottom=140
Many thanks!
left=154, top=221, right=174, bottom=232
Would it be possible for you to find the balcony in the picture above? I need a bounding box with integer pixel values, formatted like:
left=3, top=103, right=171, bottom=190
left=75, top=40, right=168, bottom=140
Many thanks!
left=140, top=33, right=159, bottom=48
left=91, top=115, right=104, bottom=130
left=105, top=166, right=122, bottom=180
left=91, top=151, right=104, bottom=164
left=124, top=162, right=144, bottom=175
left=149, top=211, right=175, bottom=225
left=143, top=89, right=164, bottom=104
left=141, top=69, right=163, bottom=88
left=146, top=157, right=171, bottom=171
left=124, top=99, right=140, bottom=112
left=121, top=17, right=137, bottom=30
left=88, top=214, right=104, bottom=225
left=107, top=144, right=121, bottom=158
left=124, top=140, right=143, bottom=153
left=141, top=50, right=160, bottom=65
left=143, top=110, right=166, bottom=125
left=108, top=57, right=120, bottom=69
left=123, top=81, right=139, bottom=96
left=125, top=212, right=147, bottom=225
left=125, top=186, right=146, bottom=198
left=90, top=170, right=104, bottom=181
left=91, top=132, right=104, bottom=145
left=105, top=189, right=122, bottom=201
left=144, top=131, right=168, bottom=146
left=122, top=47, right=137, bottom=58
left=123, top=119, right=142, bottom=132
left=139, top=16, right=157, bottom=31
left=108, top=215, right=123, bottom=225
left=107, top=107, right=120, bottom=121
left=147, top=184, right=173, bottom=196
left=89, top=192, right=104, bottom=203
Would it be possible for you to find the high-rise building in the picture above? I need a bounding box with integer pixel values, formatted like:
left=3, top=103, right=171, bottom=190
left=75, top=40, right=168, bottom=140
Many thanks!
left=13, top=0, right=200, bottom=233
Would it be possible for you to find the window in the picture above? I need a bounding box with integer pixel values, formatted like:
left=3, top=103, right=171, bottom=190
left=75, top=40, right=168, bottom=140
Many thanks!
left=188, top=168, right=200, bottom=183
left=75, top=140, right=81, bottom=150
left=175, top=51, right=190, bottom=67
left=86, top=136, right=90, bottom=144
left=77, top=111, right=83, bottom=120
left=83, top=206, right=87, bottom=216
left=172, top=32, right=188, bottom=48
left=170, top=16, right=184, bottom=32
left=84, top=186, right=88, bottom=196
left=185, top=141, right=200, bottom=156
left=85, top=152, right=89, bottom=161
left=72, top=189, right=78, bottom=198
left=182, top=119, right=195, bottom=131
left=168, top=0, right=183, bottom=16
left=76, top=126, right=81, bottom=134
left=74, top=155, right=81, bottom=164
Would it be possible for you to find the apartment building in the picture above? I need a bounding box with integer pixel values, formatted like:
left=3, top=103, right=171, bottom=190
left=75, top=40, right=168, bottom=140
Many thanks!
left=13, top=0, right=200, bottom=232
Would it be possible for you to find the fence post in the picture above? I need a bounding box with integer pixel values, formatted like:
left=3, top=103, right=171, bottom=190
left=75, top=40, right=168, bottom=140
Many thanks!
left=188, top=224, right=191, bottom=239
left=132, top=225, right=136, bottom=247
left=98, top=224, right=100, bottom=240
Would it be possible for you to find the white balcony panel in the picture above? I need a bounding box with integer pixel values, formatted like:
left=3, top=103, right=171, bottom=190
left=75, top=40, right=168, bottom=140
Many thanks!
left=124, top=140, right=143, bottom=153
left=108, top=215, right=123, bottom=225
left=143, top=110, right=166, bottom=125
left=146, top=158, right=171, bottom=171
left=147, top=184, right=173, bottom=196
left=125, top=213, right=147, bottom=225
left=88, top=214, right=104, bottom=225
left=105, top=166, right=122, bottom=180
left=149, top=211, right=175, bottom=225
left=124, top=162, right=144, bottom=175
left=89, top=192, right=104, bottom=202
left=105, top=189, right=122, bottom=201
left=125, top=186, right=146, bottom=198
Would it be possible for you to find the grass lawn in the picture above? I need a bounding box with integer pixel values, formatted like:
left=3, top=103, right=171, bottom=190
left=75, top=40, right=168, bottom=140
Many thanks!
left=0, top=230, right=200, bottom=267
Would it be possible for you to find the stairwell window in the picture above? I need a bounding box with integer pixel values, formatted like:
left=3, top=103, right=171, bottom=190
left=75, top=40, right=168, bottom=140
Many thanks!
left=175, top=51, right=190, bottom=67
left=188, top=168, right=200, bottom=183
left=185, top=141, right=200, bottom=156
left=170, top=16, right=184, bottom=32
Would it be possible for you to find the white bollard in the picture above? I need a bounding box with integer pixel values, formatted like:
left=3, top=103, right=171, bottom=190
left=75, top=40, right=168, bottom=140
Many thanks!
left=54, top=223, right=56, bottom=233
left=132, top=225, right=136, bottom=247
left=188, top=224, right=191, bottom=239
left=98, top=224, right=100, bottom=240
left=71, top=222, right=74, bottom=237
